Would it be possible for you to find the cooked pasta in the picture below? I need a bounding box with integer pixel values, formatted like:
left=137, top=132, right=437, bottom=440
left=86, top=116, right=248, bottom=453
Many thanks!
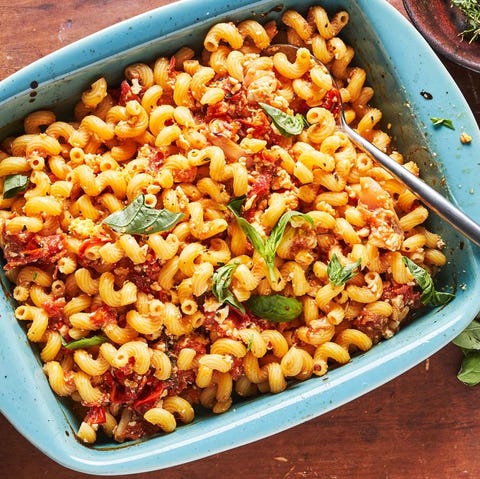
left=0, top=4, right=450, bottom=444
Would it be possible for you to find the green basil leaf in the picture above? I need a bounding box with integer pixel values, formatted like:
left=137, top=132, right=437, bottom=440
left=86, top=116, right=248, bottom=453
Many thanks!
left=212, top=262, right=245, bottom=313
left=430, top=117, right=455, bottom=130
left=264, top=210, right=314, bottom=279
left=267, top=210, right=314, bottom=251
left=3, top=174, right=29, bottom=199
left=327, top=253, right=361, bottom=286
left=259, top=102, right=308, bottom=137
left=453, top=320, right=480, bottom=351
left=103, top=194, right=184, bottom=234
left=453, top=320, right=480, bottom=387
left=246, top=294, right=303, bottom=322
left=227, top=195, right=246, bottom=216
left=245, top=335, right=254, bottom=352
left=457, top=351, right=480, bottom=386
left=63, top=335, right=107, bottom=350
left=402, top=256, right=454, bottom=306
left=227, top=196, right=266, bottom=255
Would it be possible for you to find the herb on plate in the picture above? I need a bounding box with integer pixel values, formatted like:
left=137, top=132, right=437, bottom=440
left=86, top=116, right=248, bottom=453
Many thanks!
left=402, top=256, right=455, bottom=306
left=451, top=0, right=480, bottom=43
left=212, top=262, right=245, bottom=313
left=3, top=174, right=29, bottom=199
left=430, top=117, right=455, bottom=130
left=228, top=195, right=313, bottom=280
left=259, top=102, right=308, bottom=137
left=63, top=335, right=108, bottom=350
left=103, top=194, right=184, bottom=234
left=453, top=319, right=480, bottom=385
left=327, top=253, right=361, bottom=286
left=246, top=294, right=303, bottom=322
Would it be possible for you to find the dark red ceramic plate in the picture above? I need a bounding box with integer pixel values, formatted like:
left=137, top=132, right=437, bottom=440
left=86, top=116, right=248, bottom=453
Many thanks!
left=403, top=0, right=480, bottom=72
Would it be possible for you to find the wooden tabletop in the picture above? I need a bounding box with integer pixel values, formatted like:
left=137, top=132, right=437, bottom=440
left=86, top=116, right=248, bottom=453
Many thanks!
left=0, top=1, right=479, bottom=478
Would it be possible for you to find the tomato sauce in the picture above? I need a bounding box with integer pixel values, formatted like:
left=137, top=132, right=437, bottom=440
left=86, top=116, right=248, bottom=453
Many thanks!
left=1, top=232, right=66, bottom=271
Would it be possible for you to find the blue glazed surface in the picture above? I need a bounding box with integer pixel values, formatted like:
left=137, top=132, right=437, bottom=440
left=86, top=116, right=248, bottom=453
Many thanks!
left=0, top=0, right=479, bottom=474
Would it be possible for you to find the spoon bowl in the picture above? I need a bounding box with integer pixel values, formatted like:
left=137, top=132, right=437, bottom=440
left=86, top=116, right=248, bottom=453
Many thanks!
left=265, top=44, right=480, bottom=247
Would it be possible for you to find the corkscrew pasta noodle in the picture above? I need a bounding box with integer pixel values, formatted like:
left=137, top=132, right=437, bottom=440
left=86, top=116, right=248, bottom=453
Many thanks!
left=0, top=5, right=449, bottom=444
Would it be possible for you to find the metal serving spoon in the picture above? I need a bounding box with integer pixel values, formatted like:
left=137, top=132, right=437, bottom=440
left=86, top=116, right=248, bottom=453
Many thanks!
left=265, top=44, right=480, bottom=247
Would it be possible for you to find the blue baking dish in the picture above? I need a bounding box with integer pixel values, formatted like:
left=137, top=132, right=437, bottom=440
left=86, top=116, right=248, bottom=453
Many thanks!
left=0, top=0, right=479, bottom=474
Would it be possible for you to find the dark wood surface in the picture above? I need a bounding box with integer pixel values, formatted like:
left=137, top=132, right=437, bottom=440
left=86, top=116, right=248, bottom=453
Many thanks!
left=0, top=1, right=479, bottom=478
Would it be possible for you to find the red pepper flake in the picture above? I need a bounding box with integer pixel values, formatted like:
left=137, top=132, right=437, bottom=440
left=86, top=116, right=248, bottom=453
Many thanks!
left=90, top=305, right=117, bottom=328
left=147, top=148, right=165, bottom=172
left=117, top=79, right=141, bottom=106
left=43, top=297, right=67, bottom=328
left=248, top=172, right=272, bottom=200
left=84, top=405, right=106, bottom=425
left=320, top=88, right=341, bottom=117
left=133, top=381, right=165, bottom=413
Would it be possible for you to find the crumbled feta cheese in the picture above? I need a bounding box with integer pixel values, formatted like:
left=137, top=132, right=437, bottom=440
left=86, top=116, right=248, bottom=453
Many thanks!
left=68, top=217, right=100, bottom=238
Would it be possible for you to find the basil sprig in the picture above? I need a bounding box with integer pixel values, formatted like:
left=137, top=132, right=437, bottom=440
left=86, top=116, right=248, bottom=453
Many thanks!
left=3, top=174, right=29, bottom=199
left=402, top=256, right=454, bottom=306
left=327, top=254, right=361, bottom=286
left=212, top=262, right=245, bottom=313
left=103, top=194, right=184, bottom=234
left=63, top=335, right=107, bottom=350
left=228, top=196, right=313, bottom=280
left=246, top=294, right=303, bottom=322
left=453, top=320, right=480, bottom=386
left=259, top=102, right=308, bottom=137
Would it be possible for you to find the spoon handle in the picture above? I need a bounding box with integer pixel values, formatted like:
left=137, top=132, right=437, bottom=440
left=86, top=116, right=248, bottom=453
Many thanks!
left=344, top=123, right=480, bottom=248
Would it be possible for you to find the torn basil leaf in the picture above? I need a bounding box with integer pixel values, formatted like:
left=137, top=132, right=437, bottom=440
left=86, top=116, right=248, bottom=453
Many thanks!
left=246, top=294, right=303, bottom=322
left=453, top=320, right=480, bottom=386
left=453, top=320, right=480, bottom=351
left=264, top=210, right=314, bottom=279
left=457, top=352, right=480, bottom=386
left=63, top=335, right=107, bottom=350
left=267, top=210, right=314, bottom=255
left=402, top=256, right=454, bottom=306
left=103, top=194, right=184, bottom=234
left=227, top=195, right=246, bottom=217
left=227, top=196, right=266, bottom=255
left=212, top=262, right=245, bottom=313
left=430, top=117, right=455, bottom=130
left=3, top=174, right=29, bottom=199
left=327, top=254, right=361, bottom=286
left=259, top=102, right=308, bottom=137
